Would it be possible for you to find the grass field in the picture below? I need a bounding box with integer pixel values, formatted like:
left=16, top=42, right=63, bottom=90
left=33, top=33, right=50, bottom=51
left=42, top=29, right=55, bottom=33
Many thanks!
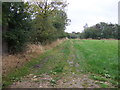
left=73, top=40, right=118, bottom=85
left=74, top=40, right=118, bottom=78
left=3, top=39, right=118, bottom=88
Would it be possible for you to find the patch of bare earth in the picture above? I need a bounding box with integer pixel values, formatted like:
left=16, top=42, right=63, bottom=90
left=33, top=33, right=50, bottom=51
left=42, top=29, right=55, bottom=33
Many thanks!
left=9, top=72, right=101, bottom=88
left=9, top=73, right=53, bottom=88
left=9, top=70, right=115, bottom=88
left=55, top=73, right=100, bottom=88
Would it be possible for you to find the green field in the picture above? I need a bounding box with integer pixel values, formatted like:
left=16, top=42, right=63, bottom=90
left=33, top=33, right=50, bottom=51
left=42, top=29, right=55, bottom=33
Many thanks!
left=3, top=39, right=118, bottom=88
left=73, top=40, right=118, bottom=78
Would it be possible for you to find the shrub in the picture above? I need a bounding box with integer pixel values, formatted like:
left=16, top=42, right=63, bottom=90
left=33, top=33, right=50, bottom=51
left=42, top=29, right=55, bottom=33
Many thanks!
left=3, top=29, right=28, bottom=54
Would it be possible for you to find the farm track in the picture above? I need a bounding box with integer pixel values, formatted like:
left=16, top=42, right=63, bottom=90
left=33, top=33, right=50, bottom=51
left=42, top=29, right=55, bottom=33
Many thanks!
left=6, top=40, right=116, bottom=88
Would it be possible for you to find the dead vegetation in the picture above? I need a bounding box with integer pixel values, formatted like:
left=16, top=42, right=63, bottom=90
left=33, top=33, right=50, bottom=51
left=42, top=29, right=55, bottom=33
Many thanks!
left=2, top=39, right=66, bottom=76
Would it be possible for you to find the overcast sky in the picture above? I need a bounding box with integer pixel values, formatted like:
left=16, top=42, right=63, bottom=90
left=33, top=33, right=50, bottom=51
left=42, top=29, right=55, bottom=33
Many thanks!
left=65, top=0, right=119, bottom=33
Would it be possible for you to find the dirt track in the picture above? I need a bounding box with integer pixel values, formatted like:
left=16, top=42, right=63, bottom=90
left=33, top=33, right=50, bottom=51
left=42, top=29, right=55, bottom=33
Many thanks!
left=6, top=40, right=115, bottom=88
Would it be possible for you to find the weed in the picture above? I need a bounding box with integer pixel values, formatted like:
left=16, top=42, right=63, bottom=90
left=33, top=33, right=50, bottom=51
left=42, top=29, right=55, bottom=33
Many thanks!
left=95, top=82, right=109, bottom=88
left=50, top=79, right=57, bottom=86
left=90, top=75, right=107, bottom=82
left=53, top=66, right=63, bottom=73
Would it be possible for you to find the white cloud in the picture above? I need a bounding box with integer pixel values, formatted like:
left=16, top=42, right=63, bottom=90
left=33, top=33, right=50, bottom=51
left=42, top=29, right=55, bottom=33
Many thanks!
left=65, top=0, right=119, bottom=33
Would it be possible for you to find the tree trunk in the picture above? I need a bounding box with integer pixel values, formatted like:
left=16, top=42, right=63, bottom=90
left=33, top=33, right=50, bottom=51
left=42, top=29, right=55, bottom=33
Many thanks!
left=2, top=25, right=8, bottom=56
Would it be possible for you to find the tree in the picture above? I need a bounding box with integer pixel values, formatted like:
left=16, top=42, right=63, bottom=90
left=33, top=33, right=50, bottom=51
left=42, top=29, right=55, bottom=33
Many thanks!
left=2, top=2, right=32, bottom=53
left=2, top=0, right=70, bottom=54
left=31, top=0, right=68, bottom=43
left=81, top=22, right=119, bottom=39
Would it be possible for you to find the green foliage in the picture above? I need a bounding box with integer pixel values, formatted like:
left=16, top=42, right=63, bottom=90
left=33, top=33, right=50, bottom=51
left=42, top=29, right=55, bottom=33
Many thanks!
left=81, top=22, right=119, bottom=39
left=50, top=79, right=57, bottom=85
left=67, top=32, right=80, bottom=39
left=3, top=29, right=28, bottom=53
left=95, top=82, right=109, bottom=88
left=31, top=1, right=69, bottom=44
left=90, top=75, right=107, bottom=82
left=53, top=66, right=63, bottom=73
left=2, top=2, right=32, bottom=29
left=2, top=2, right=32, bottom=53
left=2, top=1, right=69, bottom=54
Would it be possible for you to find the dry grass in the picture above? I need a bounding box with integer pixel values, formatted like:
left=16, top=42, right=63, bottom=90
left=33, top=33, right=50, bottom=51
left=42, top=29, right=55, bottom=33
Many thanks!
left=2, top=39, right=66, bottom=76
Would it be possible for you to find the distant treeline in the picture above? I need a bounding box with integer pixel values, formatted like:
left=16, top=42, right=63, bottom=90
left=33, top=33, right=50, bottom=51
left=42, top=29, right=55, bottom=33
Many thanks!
left=67, top=22, right=119, bottom=39
left=2, top=1, right=70, bottom=54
